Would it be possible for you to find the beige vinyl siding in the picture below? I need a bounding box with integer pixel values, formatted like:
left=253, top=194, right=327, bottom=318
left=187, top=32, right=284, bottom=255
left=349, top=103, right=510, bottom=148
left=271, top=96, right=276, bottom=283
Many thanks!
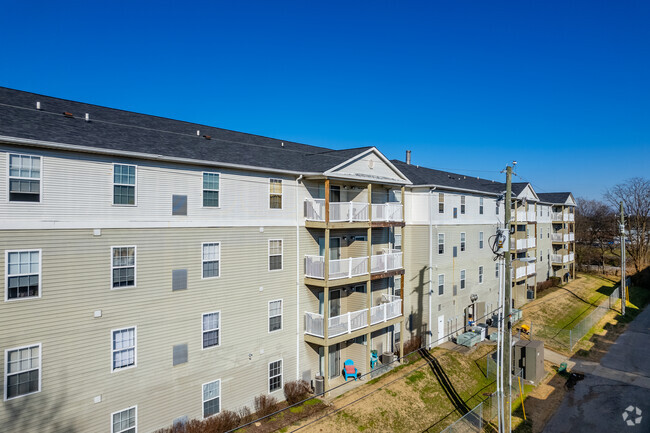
left=0, top=227, right=298, bottom=432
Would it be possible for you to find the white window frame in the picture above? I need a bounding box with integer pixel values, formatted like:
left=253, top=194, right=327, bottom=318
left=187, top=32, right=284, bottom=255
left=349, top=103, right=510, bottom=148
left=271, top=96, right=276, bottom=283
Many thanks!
left=495, top=263, right=499, bottom=278
left=460, top=233, right=466, bottom=252
left=478, top=266, right=484, bottom=284
left=268, top=239, right=283, bottom=271
left=4, top=343, right=42, bottom=401
left=460, top=270, right=466, bottom=290
left=438, top=193, right=444, bottom=213
left=268, top=359, right=283, bottom=393
left=5, top=249, right=42, bottom=301
left=460, top=196, right=466, bottom=214
left=438, top=233, right=445, bottom=255
left=8, top=153, right=42, bottom=204
left=479, top=232, right=484, bottom=249
left=202, top=172, right=221, bottom=208
left=110, top=246, right=137, bottom=289
left=269, top=178, right=283, bottom=210
left=201, top=242, right=221, bottom=280
left=438, top=274, right=444, bottom=295
left=202, top=379, right=221, bottom=419
left=202, top=311, right=221, bottom=349
left=111, top=406, right=137, bottom=433
left=112, top=163, right=137, bottom=206
left=268, top=299, right=283, bottom=333
left=479, top=197, right=484, bottom=215
left=111, top=327, right=137, bottom=372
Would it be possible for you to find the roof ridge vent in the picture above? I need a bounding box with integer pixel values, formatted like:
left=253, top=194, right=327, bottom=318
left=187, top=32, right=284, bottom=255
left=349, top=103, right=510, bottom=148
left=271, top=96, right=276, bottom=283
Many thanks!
left=63, top=112, right=74, bottom=118
left=203, top=135, right=211, bottom=140
left=85, top=113, right=90, bottom=122
left=36, top=101, right=41, bottom=110
left=196, top=130, right=200, bottom=136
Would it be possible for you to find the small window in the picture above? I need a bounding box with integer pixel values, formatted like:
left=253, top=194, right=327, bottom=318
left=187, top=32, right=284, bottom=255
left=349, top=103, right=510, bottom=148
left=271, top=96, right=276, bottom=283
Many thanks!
left=495, top=263, right=499, bottom=278
left=460, top=233, right=466, bottom=252
left=496, top=200, right=499, bottom=215
left=394, top=234, right=402, bottom=250
left=202, top=312, right=220, bottom=349
left=540, top=228, right=543, bottom=239
left=269, top=300, right=282, bottom=332
left=453, top=207, right=457, bottom=219
left=460, top=196, right=466, bottom=214
left=438, top=233, right=444, bottom=254
left=438, top=193, right=444, bottom=213
left=9, top=154, right=41, bottom=202
left=479, top=232, right=484, bottom=249
left=479, top=198, right=484, bottom=215
left=478, top=266, right=484, bottom=284
left=5, top=344, right=41, bottom=400
left=6, top=250, right=41, bottom=300
left=203, top=172, right=220, bottom=207
left=202, top=243, right=220, bottom=278
left=111, top=406, right=137, bottom=433
left=460, top=270, right=466, bottom=290
left=269, top=360, right=283, bottom=392
left=111, top=247, right=136, bottom=288
left=438, top=274, right=444, bottom=295
left=269, top=240, right=283, bottom=271
left=270, top=179, right=282, bottom=209
left=113, top=164, right=136, bottom=205
left=202, top=380, right=221, bottom=418
left=540, top=253, right=543, bottom=262
left=112, top=327, right=136, bottom=371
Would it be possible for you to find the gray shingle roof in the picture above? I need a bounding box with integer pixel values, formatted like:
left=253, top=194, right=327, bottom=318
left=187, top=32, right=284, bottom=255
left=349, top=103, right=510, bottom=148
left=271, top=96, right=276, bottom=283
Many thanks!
left=0, top=87, right=370, bottom=174
left=537, top=192, right=573, bottom=204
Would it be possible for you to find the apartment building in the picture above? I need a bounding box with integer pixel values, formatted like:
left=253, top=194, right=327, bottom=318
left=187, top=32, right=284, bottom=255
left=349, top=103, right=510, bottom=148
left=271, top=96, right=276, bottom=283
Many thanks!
left=0, top=88, right=575, bottom=432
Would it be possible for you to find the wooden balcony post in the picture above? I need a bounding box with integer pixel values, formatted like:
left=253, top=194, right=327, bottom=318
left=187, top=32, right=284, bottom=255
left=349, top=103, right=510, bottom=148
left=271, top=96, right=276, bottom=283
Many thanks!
left=323, top=288, right=329, bottom=340
left=324, top=229, right=330, bottom=281
left=325, top=179, right=330, bottom=224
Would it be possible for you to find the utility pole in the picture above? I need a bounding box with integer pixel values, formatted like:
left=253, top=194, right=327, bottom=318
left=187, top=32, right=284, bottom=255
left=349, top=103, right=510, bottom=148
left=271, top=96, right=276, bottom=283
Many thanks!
left=503, top=164, right=513, bottom=432
left=620, top=201, right=626, bottom=316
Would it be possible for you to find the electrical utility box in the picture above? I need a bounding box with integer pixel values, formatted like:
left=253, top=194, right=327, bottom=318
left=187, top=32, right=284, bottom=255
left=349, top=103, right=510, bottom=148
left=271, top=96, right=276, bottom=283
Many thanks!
left=495, top=228, right=509, bottom=254
left=514, top=339, right=545, bottom=383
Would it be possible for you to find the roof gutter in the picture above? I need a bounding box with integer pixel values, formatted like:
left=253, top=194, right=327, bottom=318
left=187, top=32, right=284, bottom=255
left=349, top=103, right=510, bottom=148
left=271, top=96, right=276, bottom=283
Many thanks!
left=0, top=135, right=321, bottom=178
left=408, top=184, right=502, bottom=197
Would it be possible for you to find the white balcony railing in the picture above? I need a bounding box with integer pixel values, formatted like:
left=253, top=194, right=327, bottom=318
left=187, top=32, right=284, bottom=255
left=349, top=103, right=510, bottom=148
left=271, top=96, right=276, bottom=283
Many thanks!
left=510, top=237, right=536, bottom=250
left=527, top=263, right=536, bottom=275
left=305, top=252, right=402, bottom=280
left=370, top=252, right=403, bottom=274
left=552, top=212, right=574, bottom=222
left=527, top=237, right=536, bottom=248
left=371, top=203, right=403, bottom=222
left=551, top=253, right=575, bottom=264
left=527, top=211, right=536, bottom=222
left=551, top=233, right=576, bottom=242
left=304, top=300, right=401, bottom=338
left=552, top=212, right=563, bottom=221
left=568, top=233, right=575, bottom=241
left=515, top=265, right=526, bottom=279
left=510, top=210, right=527, bottom=222
left=305, top=199, right=403, bottom=223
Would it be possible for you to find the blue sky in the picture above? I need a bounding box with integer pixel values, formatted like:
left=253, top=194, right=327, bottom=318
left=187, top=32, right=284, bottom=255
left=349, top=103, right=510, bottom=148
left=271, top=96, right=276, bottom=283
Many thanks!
left=1, top=1, right=648, bottom=199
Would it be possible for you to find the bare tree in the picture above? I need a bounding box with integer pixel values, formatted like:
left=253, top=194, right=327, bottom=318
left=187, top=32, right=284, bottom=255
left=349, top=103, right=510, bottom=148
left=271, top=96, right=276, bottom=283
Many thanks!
left=605, top=177, right=650, bottom=273
left=576, top=198, right=617, bottom=271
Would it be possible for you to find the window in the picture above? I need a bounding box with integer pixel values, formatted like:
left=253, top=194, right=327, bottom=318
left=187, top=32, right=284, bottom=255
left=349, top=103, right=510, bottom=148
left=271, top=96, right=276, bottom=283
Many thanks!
left=202, top=380, right=221, bottom=418
left=269, top=179, right=282, bottom=209
left=453, top=207, right=457, bottom=219
left=269, top=300, right=282, bottom=332
left=540, top=228, right=543, bottom=239
left=202, top=243, right=220, bottom=278
left=479, top=232, right=484, bottom=249
left=172, top=195, right=187, bottom=216
left=112, top=247, right=136, bottom=288
left=438, top=193, right=444, bottom=213
left=478, top=266, right=484, bottom=284
left=460, top=196, right=466, bottom=214
left=269, top=360, right=282, bottom=392
left=269, top=240, right=283, bottom=271
left=394, top=234, right=402, bottom=250
left=460, top=233, right=466, bottom=252
left=9, top=154, right=41, bottom=202
left=5, top=344, right=41, bottom=400
left=202, top=312, right=220, bottom=348
left=540, top=252, right=543, bottom=262
left=438, top=234, right=444, bottom=254
left=6, top=250, right=41, bottom=300
left=203, top=172, right=220, bottom=207
left=113, top=164, right=136, bottom=205
left=112, top=327, right=136, bottom=371
left=112, top=407, right=136, bottom=433
left=495, top=263, right=499, bottom=278
left=460, top=270, right=466, bottom=290
left=479, top=198, right=484, bottom=215
left=496, top=200, right=499, bottom=215
left=438, top=274, right=444, bottom=295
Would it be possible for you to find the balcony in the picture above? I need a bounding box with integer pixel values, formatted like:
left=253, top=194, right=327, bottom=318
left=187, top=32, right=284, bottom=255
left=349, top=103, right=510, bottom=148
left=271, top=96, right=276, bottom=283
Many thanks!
left=552, top=212, right=575, bottom=222
left=510, top=237, right=536, bottom=250
left=305, top=252, right=403, bottom=281
left=514, top=262, right=536, bottom=279
left=304, top=199, right=403, bottom=225
left=551, top=252, right=575, bottom=264
left=551, top=233, right=575, bottom=243
left=527, top=210, right=537, bottom=222
left=304, top=299, right=402, bottom=339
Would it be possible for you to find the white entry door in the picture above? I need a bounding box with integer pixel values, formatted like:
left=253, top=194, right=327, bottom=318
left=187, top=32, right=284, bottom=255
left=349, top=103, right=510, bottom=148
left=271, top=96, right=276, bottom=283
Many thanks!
left=437, top=315, right=445, bottom=344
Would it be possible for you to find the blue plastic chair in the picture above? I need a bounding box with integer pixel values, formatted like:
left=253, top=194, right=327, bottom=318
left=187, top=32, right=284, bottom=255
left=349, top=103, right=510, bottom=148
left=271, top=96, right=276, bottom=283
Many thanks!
left=370, top=352, right=378, bottom=369
left=343, top=359, right=358, bottom=381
